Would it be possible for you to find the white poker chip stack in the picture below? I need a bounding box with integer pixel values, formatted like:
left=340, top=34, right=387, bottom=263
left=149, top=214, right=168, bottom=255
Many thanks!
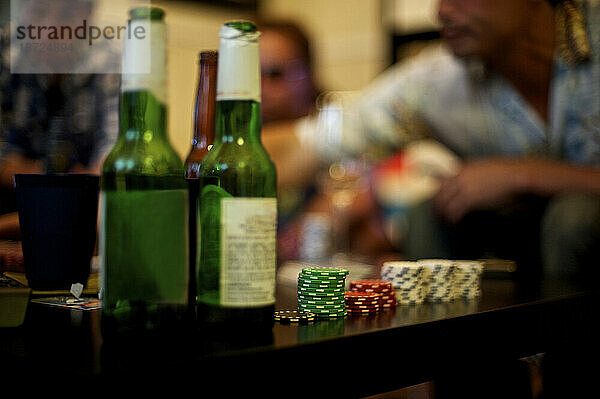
left=380, top=261, right=426, bottom=304
left=453, top=260, right=484, bottom=299
left=419, top=259, right=456, bottom=303
left=381, top=259, right=485, bottom=305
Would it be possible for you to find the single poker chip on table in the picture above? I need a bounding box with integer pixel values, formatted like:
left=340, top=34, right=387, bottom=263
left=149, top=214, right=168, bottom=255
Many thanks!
left=301, top=267, right=349, bottom=277
left=346, top=305, right=381, bottom=311
left=347, top=306, right=380, bottom=312
left=298, top=297, right=346, bottom=305
left=298, top=295, right=346, bottom=303
left=350, top=280, right=393, bottom=291
left=273, top=310, right=317, bottom=324
left=298, top=274, right=345, bottom=283
left=298, top=285, right=345, bottom=294
left=346, top=307, right=380, bottom=314
left=299, top=306, right=347, bottom=314
left=350, top=281, right=394, bottom=295
left=346, top=301, right=381, bottom=307
left=356, top=288, right=394, bottom=294
left=345, top=300, right=381, bottom=307
left=317, top=310, right=348, bottom=319
left=298, top=279, right=345, bottom=288
left=344, top=299, right=380, bottom=306
left=298, top=291, right=344, bottom=300
left=297, top=281, right=345, bottom=289
left=299, top=300, right=347, bottom=318
left=298, top=302, right=346, bottom=310
left=298, top=271, right=346, bottom=280
left=345, top=291, right=382, bottom=300
left=298, top=295, right=345, bottom=304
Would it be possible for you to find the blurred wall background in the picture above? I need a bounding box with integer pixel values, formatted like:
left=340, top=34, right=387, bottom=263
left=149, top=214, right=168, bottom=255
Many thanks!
left=155, top=0, right=394, bottom=159
left=0, top=0, right=439, bottom=160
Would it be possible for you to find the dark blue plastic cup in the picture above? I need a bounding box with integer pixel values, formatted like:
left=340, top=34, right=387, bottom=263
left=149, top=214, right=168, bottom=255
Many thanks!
left=15, top=174, right=99, bottom=291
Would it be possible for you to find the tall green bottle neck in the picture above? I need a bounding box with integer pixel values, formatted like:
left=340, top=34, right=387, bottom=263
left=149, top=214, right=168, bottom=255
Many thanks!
left=215, top=22, right=262, bottom=145
left=215, top=100, right=262, bottom=144
left=120, top=16, right=167, bottom=141
left=120, top=90, right=167, bottom=141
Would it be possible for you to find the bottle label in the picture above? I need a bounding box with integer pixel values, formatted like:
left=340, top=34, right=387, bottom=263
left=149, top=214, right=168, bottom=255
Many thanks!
left=220, top=197, right=277, bottom=307
left=217, top=25, right=261, bottom=103
left=101, top=189, right=189, bottom=308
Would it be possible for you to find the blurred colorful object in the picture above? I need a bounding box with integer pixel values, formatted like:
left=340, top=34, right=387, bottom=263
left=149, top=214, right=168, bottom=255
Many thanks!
left=372, top=140, right=460, bottom=247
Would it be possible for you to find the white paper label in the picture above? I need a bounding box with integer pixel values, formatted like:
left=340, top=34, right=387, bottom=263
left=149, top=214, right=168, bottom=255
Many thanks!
left=220, top=197, right=277, bottom=307
left=122, top=20, right=167, bottom=104
left=217, top=26, right=261, bottom=103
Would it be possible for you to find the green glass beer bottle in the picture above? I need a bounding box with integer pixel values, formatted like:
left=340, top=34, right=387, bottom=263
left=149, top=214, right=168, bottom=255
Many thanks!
left=100, top=7, right=188, bottom=330
left=197, top=21, right=277, bottom=327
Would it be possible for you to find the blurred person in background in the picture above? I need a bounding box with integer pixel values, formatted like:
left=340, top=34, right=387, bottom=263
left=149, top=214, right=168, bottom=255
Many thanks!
left=0, top=0, right=119, bottom=271
left=258, top=20, right=324, bottom=261
left=260, top=20, right=395, bottom=261
left=271, top=0, right=600, bottom=283
left=260, top=20, right=318, bottom=125
left=259, top=19, right=319, bottom=206
left=356, top=0, right=600, bottom=283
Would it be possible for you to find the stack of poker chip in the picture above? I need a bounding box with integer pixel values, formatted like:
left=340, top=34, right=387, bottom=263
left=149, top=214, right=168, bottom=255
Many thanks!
left=346, top=279, right=397, bottom=315
left=273, top=310, right=317, bottom=325
left=381, top=261, right=426, bottom=305
left=297, top=267, right=348, bottom=319
left=419, top=259, right=455, bottom=302
left=453, top=260, right=484, bottom=299
left=344, top=291, right=382, bottom=315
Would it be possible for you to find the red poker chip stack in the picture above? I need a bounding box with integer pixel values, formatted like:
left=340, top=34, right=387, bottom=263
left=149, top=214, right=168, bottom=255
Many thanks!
left=346, top=280, right=397, bottom=315
left=344, top=291, right=382, bottom=315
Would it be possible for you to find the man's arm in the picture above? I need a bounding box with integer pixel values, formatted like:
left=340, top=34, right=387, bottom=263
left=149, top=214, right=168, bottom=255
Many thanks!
left=434, top=158, right=600, bottom=223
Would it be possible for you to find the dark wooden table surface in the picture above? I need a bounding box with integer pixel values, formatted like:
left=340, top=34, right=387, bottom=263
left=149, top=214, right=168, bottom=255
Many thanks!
left=0, top=268, right=596, bottom=398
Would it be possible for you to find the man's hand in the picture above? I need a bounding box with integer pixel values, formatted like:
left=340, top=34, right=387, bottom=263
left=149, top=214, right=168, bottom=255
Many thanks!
left=434, top=158, right=600, bottom=224
left=434, top=159, right=529, bottom=224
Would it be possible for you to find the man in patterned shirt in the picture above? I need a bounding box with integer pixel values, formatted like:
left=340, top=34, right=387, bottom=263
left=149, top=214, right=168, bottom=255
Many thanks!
left=361, top=0, right=600, bottom=281
left=357, top=3, right=598, bottom=397
left=283, top=0, right=600, bottom=282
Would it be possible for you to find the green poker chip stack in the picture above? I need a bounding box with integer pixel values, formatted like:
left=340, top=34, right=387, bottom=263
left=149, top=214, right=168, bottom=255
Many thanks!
left=297, top=267, right=349, bottom=319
